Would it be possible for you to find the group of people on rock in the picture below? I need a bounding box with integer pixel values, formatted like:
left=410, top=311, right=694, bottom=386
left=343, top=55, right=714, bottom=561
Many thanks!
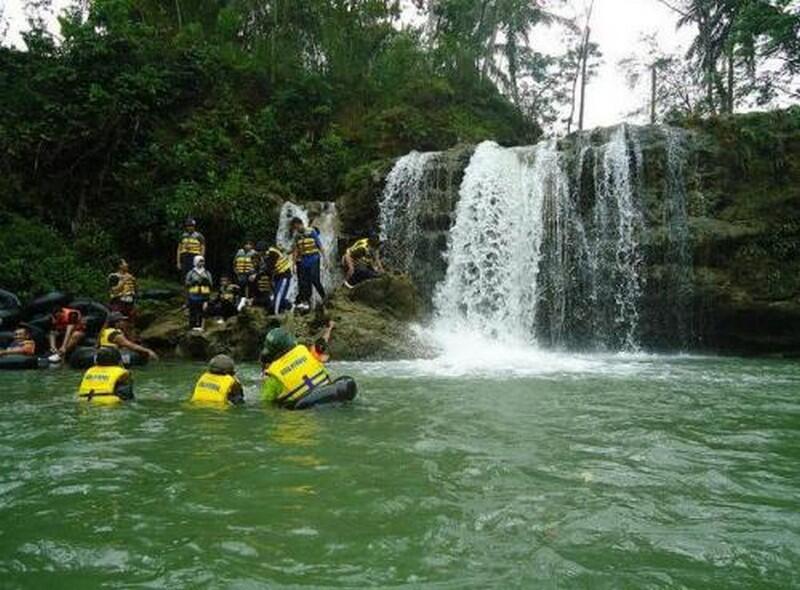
left=2, top=212, right=384, bottom=363
left=78, top=323, right=346, bottom=409
left=177, top=216, right=384, bottom=331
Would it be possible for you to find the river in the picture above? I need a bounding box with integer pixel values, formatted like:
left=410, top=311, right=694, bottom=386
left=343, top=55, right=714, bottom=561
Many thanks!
left=1, top=351, right=798, bottom=588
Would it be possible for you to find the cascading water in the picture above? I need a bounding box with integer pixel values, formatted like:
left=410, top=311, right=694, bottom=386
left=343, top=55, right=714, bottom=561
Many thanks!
left=589, top=125, right=645, bottom=350
left=378, top=150, right=438, bottom=273
left=661, top=127, right=694, bottom=346
left=378, top=123, right=693, bottom=353
left=433, top=141, right=558, bottom=343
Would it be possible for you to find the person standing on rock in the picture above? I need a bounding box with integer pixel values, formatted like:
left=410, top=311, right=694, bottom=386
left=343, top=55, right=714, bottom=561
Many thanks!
left=176, top=218, right=205, bottom=278
left=290, top=217, right=325, bottom=312
left=108, top=258, right=138, bottom=319
left=262, top=245, right=293, bottom=315
left=232, top=240, right=258, bottom=308
left=185, top=255, right=213, bottom=331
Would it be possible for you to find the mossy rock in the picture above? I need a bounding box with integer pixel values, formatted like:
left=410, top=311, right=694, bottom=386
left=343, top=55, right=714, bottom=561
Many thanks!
left=346, top=274, right=419, bottom=321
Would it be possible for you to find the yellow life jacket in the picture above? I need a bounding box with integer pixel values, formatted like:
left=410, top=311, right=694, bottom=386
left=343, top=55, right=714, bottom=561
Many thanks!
left=265, top=344, right=331, bottom=404
left=179, top=231, right=204, bottom=256
left=347, top=238, right=370, bottom=258
left=295, top=231, right=320, bottom=257
left=220, top=284, right=238, bottom=302
left=347, top=238, right=373, bottom=269
left=187, top=269, right=212, bottom=295
left=99, top=328, right=122, bottom=348
left=110, top=272, right=136, bottom=301
left=191, top=372, right=240, bottom=404
left=268, top=247, right=292, bottom=275
left=233, top=251, right=255, bottom=274
left=256, top=273, right=272, bottom=293
left=78, top=366, right=130, bottom=404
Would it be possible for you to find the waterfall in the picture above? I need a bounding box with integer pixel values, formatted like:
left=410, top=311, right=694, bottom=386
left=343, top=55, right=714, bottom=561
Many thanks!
left=378, top=150, right=438, bottom=273
left=589, top=125, right=645, bottom=350
left=434, top=141, right=560, bottom=343
left=276, top=201, right=341, bottom=298
left=378, top=123, right=693, bottom=352
left=662, top=127, right=694, bottom=346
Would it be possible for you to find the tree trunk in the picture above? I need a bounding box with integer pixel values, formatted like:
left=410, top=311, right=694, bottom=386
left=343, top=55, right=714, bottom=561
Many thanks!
left=578, top=26, right=591, bottom=131
left=727, top=45, right=735, bottom=113
left=174, top=0, right=183, bottom=30
left=651, top=64, right=657, bottom=124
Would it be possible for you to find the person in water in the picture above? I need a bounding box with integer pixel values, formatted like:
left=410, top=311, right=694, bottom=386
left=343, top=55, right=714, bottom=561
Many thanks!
left=290, top=217, right=325, bottom=312
left=260, top=327, right=331, bottom=407
left=98, top=312, right=159, bottom=361
left=176, top=218, right=205, bottom=278
left=261, top=245, right=293, bottom=315
left=77, top=346, right=134, bottom=403
left=0, top=326, right=36, bottom=357
left=233, top=240, right=258, bottom=307
left=48, top=306, right=86, bottom=361
left=310, top=320, right=335, bottom=362
left=108, top=258, right=138, bottom=320
left=190, top=354, right=245, bottom=405
left=185, top=255, right=213, bottom=331
left=207, top=275, right=240, bottom=321
left=342, top=236, right=384, bottom=287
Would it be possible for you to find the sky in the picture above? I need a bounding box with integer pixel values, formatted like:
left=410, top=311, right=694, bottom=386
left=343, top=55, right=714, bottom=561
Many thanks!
left=2, top=0, right=694, bottom=129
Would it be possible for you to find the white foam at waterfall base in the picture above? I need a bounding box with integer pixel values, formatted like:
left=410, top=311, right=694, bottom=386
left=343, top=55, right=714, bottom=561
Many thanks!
left=337, top=324, right=657, bottom=380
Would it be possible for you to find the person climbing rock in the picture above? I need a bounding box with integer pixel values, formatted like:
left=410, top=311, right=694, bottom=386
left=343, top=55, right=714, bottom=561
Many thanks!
left=108, top=258, right=138, bottom=318
left=77, top=346, right=133, bottom=403
left=185, top=255, right=213, bottom=331
left=342, top=236, right=384, bottom=287
left=98, top=312, right=159, bottom=361
left=233, top=240, right=257, bottom=306
left=190, top=354, right=245, bottom=405
left=0, top=326, right=35, bottom=357
left=48, top=306, right=86, bottom=362
left=262, top=245, right=293, bottom=315
left=290, top=217, right=325, bottom=312
left=176, top=218, right=205, bottom=278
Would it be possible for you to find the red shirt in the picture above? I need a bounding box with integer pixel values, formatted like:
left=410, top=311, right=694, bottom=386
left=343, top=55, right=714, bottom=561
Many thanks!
left=53, top=308, right=85, bottom=332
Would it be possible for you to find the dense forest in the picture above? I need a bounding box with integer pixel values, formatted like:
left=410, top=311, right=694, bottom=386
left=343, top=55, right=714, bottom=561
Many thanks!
left=1, top=0, right=798, bottom=299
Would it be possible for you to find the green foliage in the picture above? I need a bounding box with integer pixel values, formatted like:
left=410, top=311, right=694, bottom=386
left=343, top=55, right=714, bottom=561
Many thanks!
left=0, top=213, right=106, bottom=301
left=0, top=0, right=546, bottom=293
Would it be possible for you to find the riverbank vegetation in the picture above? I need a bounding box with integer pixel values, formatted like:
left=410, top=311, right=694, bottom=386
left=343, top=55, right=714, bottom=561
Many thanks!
left=1, top=0, right=798, bottom=299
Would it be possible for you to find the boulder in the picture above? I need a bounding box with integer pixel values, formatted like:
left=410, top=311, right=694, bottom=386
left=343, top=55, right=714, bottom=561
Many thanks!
left=137, top=277, right=430, bottom=362
left=346, top=273, right=419, bottom=321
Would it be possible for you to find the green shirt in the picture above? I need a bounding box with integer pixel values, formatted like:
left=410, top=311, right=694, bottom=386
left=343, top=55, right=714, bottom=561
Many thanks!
left=261, top=375, right=284, bottom=403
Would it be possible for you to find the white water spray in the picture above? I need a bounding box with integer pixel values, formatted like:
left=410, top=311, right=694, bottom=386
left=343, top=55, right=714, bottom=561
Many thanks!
left=378, top=150, right=438, bottom=272
left=433, top=141, right=566, bottom=343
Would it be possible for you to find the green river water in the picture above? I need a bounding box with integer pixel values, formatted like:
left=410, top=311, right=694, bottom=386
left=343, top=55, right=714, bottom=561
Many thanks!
left=0, top=353, right=799, bottom=589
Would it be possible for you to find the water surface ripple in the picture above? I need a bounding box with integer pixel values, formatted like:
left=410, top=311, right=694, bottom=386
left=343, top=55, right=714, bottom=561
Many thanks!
left=0, top=356, right=799, bottom=588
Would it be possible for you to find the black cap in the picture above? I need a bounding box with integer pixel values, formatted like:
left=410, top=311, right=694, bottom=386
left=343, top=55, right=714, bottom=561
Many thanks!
left=107, top=311, right=128, bottom=324
left=96, top=346, right=123, bottom=367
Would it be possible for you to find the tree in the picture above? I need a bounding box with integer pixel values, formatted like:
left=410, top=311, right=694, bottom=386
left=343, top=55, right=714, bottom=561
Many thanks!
left=619, top=34, right=707, bottom=123
left=657, top=0, right=800, bottom=113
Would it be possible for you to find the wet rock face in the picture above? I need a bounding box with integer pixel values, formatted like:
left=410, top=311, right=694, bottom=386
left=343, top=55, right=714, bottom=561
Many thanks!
left=364, top=110, right=800, bottom=355
left=139, top=275, right=428, bottom=361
